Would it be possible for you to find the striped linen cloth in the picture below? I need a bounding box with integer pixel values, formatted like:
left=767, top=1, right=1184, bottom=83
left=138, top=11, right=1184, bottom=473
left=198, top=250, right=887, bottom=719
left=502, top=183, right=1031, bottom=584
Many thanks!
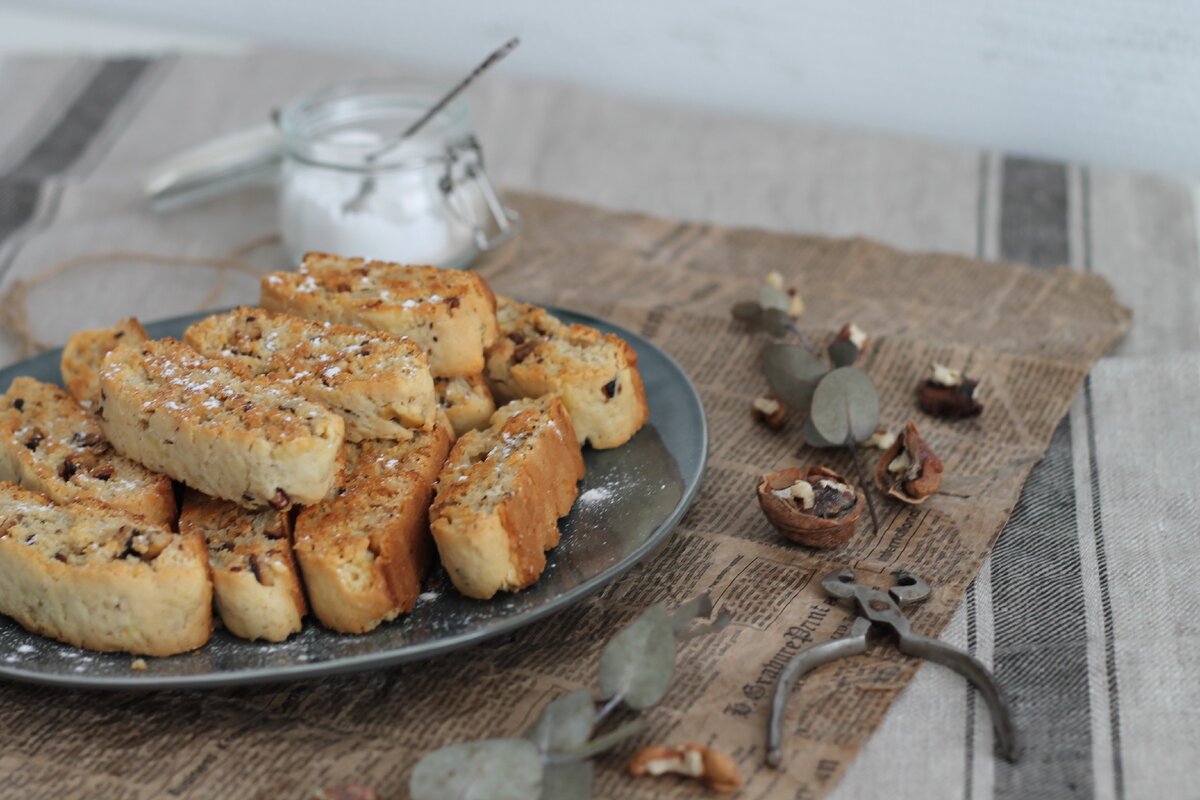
left=0, top=53, right=1195, bottom=799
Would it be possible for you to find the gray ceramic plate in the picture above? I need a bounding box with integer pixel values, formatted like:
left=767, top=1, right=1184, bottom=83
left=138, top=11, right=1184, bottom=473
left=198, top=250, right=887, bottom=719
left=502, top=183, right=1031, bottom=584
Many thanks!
left=0, top=307, right=706, bottom=690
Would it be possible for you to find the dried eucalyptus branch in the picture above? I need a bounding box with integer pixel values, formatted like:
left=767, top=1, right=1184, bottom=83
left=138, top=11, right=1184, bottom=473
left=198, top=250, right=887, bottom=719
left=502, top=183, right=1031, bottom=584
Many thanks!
left=732, top=274, right=885, bottom=538
left=408, top=596, right=731, bottom=800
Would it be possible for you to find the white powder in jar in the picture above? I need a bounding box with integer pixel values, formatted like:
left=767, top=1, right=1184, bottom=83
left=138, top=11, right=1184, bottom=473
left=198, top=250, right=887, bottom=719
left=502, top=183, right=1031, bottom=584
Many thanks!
left=278, top=129, right=480, bottom=266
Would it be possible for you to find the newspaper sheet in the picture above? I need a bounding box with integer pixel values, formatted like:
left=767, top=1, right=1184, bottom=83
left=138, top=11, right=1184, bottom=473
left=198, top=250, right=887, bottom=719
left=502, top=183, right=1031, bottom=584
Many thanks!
left=0, top=193, right=1130, bottom=799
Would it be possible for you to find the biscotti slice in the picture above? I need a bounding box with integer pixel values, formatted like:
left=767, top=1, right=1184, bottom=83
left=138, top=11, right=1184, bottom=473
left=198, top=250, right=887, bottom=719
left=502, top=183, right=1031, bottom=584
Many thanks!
left=260, top=253, right=498, bottom=377
left=484, top=297, right=649, bottom=449
left=60, top=317, right=149, bottom=409
left=293, top=421, right=454, bottom=634
left=184, top=307, right=437, bottom=442
left=430, top=396, right=584, bottom=600
left=0, top=377, right=175, bottom=527
left=98, top=338, right=344, bottom=510
left=180, top=490, right=306, bottom=642
left=435, top=374, right=496, bottom=436
left=0, top=482, right=210, bottom=656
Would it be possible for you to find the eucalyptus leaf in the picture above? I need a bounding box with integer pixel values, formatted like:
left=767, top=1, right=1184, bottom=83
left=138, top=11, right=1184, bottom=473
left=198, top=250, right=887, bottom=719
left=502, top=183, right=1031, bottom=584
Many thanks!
left=808, top=367, right=880, bottom=445
left=763, top=345, right=828, bottom=409
left=760, top=283, right=791, bottom=312
left=802, top=414, right=842, bottom=448
left=598, top=604, right=676, bottom=710
left=525, top=690, right=595, bottom=755
left=539, top=760, right=593, bottom=800
left=410, top=739, right=542, bottom=800
left=670, top=594, right=713, bottom=634
left=828, top=339, right=860, bottom=369
left=731, top=301, right=763, bottom=324
left=761, top=307, right=790, bottom=338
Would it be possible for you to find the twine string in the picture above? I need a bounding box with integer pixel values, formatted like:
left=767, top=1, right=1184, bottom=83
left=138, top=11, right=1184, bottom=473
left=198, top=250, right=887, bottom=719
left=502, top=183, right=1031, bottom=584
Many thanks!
left=0, top=234, right=281, bottom=357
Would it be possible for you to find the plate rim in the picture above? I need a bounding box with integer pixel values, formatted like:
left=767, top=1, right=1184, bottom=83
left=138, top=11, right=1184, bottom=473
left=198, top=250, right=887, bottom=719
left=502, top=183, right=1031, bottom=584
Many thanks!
left=0, top=304, right=708, bottom=690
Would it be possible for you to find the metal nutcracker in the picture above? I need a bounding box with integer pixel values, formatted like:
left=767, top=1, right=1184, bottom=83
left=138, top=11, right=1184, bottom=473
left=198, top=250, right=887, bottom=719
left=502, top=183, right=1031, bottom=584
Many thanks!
left=767, top=568, right=1020, bottom=767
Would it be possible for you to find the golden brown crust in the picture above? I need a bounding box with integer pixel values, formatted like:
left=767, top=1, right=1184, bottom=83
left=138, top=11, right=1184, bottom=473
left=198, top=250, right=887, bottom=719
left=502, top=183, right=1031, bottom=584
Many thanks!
left=180, top=490, right=307, bottom=642
left=0, top=377, right=175, bottom=527
left=485, top=297, right=649, bottom=449
left=0, top=483, right=210, bottom=656
left=60, top=318, right=149, bottom=410
left=430, top=396, right=584, bottom=599
left=184, top=306, right=438, bottom=442
left=98, top=338, right=344, bottom=509
left=260, top=254, right=498, bottom=377
left=293, top=422, right=454, bottom=633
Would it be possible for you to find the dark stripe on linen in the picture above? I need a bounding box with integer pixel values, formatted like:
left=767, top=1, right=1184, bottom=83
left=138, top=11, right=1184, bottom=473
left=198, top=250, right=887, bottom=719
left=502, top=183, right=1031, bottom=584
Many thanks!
left=992, top=157, right=1094, bottom=799
left=999, top=156, right=1069, bottom=268
left=0, top=59, right=151, bottom=265
left=1082, top=169, right=1126, bottom=799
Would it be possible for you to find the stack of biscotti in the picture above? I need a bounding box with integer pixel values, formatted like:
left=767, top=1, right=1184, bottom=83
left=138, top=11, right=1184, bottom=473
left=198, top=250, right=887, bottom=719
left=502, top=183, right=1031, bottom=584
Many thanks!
left=260, top=253, right=498, bottom=378
left=0, top=377, right=176, bottom=527
left=98, top=338, right=345, bottom=510
left=0, top=255, right=662, bottom=656
left=0, top=482, right=210, bottom=655
left=60, top=317, right=149, bottom=410
left=180, top=490, right=306, bottom=642
left=293, top=420, right=454, bottom=633
left=485, top=297, right=649, bottom=449
left=183, top=307, right=438, bottom=441
left=430, top=396, right=584, bottom=600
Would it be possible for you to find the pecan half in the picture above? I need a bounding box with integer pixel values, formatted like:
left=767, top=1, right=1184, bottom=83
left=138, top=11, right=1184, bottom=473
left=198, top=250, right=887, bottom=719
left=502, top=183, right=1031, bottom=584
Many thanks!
left=750, top=394, right=789, bottom=431
left=629, top=743, right=743, bottom=794
left=917, top=363, right=982, bottom=419
left=757, top=466, right=863, bottom=548
left=875, top=420, right=944, bottom=504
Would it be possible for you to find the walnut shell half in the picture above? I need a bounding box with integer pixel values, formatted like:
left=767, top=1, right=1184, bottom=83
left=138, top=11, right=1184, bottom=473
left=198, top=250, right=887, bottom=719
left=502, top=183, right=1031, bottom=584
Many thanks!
left=917, top=379, right=982, bottom=419
left=875, top=420, right=944, bottom=504
left=757, top=466, right=864, bottom=548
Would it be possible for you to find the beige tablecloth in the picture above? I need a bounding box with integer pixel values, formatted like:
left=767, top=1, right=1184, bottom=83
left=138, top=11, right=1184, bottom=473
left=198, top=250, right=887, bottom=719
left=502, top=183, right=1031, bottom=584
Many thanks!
left=0, top=51, right=1194, bottom=800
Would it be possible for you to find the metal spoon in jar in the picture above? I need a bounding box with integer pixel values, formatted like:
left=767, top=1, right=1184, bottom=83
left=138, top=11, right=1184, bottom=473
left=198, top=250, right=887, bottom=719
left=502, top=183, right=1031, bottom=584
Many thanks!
left=341, top=37, right=520, bottom=214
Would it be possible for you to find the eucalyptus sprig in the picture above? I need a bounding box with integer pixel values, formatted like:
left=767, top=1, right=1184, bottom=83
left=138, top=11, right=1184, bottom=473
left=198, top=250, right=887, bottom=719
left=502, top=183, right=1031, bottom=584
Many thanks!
left=409, top=596, right=732, bottom=800
left=732, top=274, right=883, bottom=533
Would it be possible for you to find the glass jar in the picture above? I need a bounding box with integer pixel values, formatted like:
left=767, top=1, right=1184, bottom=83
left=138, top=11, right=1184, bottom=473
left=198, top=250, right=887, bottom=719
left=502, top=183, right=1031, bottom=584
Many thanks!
left=275, top=78, right=519, bottom=268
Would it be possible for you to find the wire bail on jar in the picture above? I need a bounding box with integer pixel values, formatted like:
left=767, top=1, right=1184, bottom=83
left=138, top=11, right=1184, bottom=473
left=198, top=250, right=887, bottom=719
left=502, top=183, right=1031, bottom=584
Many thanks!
left=440, top=135, right=522, bottom=252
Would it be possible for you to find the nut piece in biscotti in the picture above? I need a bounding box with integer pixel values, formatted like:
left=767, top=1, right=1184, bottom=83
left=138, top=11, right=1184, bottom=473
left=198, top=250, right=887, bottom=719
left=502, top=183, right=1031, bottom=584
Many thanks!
left=184, top=306, right=437, bottom=442
left=180, top=490, right=306, bottom=642
left=98, top=338, right=344, bottom=510
left=430, top=396, right=585, bottom=600
left=60, top=317, right=149, bottom=410
left=434, top=374, right=496, bottom=436
left=0, top=377, right=175, bottom=527
left=0, top=482, right=211, bottom=656
left=293, top=421, right=453, bottom=634
left=484, top=297, right=649, bottom=449
left=259, top=253, right=498, bottom=378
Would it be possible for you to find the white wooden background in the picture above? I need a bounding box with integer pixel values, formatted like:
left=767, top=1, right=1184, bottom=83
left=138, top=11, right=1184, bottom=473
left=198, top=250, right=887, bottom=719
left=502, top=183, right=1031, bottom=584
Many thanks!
left=2, top=0, right=1200, bottom=178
